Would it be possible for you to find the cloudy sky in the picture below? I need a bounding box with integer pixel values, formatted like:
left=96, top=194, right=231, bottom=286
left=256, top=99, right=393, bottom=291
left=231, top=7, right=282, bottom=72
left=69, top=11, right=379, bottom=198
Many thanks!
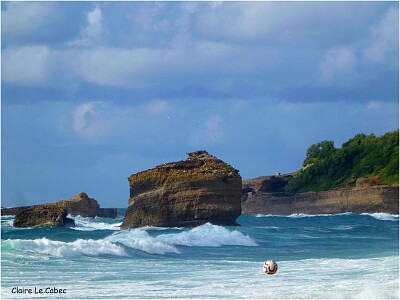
left=2, top=1, right=399, bottom=208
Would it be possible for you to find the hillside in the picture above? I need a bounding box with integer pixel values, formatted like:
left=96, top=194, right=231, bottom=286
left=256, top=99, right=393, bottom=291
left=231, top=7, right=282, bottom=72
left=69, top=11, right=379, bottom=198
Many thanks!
left=284, top=130, right=399, bottom=194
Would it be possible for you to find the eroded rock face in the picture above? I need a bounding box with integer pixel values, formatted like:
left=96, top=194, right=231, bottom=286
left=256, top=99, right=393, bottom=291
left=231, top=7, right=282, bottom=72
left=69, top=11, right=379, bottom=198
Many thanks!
left=242, top=176, right=399, bottom=215
left=14, top=205, right=75, bottom=228
left=57, top=192, right=117, bottom=218
left=121, top=151, right=242, bottom=228
left=355, top=176, right=381, bottom=188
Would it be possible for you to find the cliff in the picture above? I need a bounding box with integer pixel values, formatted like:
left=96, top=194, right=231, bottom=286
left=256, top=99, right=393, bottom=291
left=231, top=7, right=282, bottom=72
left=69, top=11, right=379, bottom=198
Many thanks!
left=121, top=151, right=242, bottom=228
left=242, top=176, right=399, bottom=215
left=2, top=192, right=117, bottom=225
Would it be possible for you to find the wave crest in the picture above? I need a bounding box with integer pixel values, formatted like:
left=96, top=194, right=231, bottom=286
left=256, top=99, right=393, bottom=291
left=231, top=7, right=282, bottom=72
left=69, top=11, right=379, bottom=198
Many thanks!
left=157, top=223, right=257, bottom=247
left=107, top=230, right=181, bottom=255
left=2, top=223, right=257, bottom=257
left=2, top=238, right=127, bottom=257
left=72, top=216, right=122, bottom=231
left=361, top=213, right=399, bottom=221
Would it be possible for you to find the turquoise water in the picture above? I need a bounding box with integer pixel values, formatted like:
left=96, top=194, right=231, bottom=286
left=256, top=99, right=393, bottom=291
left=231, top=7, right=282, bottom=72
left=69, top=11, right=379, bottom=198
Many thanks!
left=1, top=212, right=399, bottom=299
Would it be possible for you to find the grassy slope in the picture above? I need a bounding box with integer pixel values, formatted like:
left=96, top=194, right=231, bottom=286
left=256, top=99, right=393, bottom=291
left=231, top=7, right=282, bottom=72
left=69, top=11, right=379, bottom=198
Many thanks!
left=284, top=130, right=399, bottom=194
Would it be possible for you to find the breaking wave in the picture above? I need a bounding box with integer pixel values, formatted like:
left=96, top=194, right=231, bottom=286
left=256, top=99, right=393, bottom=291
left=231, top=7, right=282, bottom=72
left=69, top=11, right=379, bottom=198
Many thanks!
left=255, top=212, right=399, bottom=220
left=256, top=213, right=352, bottom=218
left=361, top=213, right=399, bottom=221
left=108, top=223, right=256, bottom=254
left=2, top=238, right=128, bottom=257
left=72, top=216, right=122, bottom=231
left=106, top=230, right=181, bottom=255
left=287, top=213, right=352, bottom=218
left=2, top=223, right=257, bottom=257
left=157, top=223, right=257, bottom=247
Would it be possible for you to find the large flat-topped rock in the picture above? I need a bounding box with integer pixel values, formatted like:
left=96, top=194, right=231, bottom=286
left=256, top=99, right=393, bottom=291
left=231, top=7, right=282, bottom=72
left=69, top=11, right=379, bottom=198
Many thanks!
left=121, top=151, right=242, bottom=228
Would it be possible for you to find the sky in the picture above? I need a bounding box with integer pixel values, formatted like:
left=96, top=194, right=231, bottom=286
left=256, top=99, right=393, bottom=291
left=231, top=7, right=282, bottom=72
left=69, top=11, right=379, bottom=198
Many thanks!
left=2, top=1, right=399, bottom=208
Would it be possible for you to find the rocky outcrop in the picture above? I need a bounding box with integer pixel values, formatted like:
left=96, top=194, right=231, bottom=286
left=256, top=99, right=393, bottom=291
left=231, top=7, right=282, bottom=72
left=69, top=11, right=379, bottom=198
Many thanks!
left=1, top=207, right=25, bottom=216
left=355, top=176, right=382, bottom=188
left=55, top=192, right=117, bottom=218
left=14, top=205, right=75, bottom=228
left=242, top=175, right=290, bottom=198
left=2, top=192, right=117, bottom=228
left=121, top=151, right=242, bottom=229
left=242, top=176, right=399, bottom=215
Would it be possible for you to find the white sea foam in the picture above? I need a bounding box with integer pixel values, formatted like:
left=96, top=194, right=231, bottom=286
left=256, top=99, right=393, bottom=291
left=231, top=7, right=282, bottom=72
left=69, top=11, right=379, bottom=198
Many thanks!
left=288, top=212, right=353, bottom=218
left=157, top=223, right=257, bottom=247
left=106, top=230, right=181, bottom=255
left=1, top=223, right=258, bottom=257
left=1, top=217, right=14, bottom=228
left=255, top=212, right=399, bottom=220
left=361, top=213, right=399, bottom=221
left=3, top=238, right=128, bottom=257
left=255, top=212, right=353, bottom=218
left=72, top=216, right=122, bottom=231
left=105, top=223, right=257, bottom=254
left=255, top=213, right=278, bottom=217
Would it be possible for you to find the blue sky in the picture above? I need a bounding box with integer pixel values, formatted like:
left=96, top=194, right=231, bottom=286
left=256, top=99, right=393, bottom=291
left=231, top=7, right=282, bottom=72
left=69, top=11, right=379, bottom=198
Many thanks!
left=2, top=1, right=399, bottom=208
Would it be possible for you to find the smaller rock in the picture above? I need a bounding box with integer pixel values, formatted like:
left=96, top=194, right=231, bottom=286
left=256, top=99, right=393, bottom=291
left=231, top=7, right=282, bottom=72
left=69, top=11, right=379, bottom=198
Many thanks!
left=14, top=205, right=75, bottom=228
left=1, top=192, right=117, bottom=219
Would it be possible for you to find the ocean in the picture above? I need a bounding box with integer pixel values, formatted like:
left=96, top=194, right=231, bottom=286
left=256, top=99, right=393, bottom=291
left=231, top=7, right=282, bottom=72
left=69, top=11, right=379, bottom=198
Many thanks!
left=1, top=211, right=399, bottom=299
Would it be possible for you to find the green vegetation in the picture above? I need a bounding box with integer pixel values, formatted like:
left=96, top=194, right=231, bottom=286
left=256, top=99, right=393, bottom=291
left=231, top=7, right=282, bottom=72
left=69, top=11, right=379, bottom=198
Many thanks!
left=285, top=130, right=399, bottom=194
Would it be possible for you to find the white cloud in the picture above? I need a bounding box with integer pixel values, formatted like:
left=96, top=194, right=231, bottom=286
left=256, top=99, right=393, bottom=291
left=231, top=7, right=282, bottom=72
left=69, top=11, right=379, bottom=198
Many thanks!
left=65, top=41, right=278, bottom=88
left=364, top=6, right=398, bottom=64
left=70, top=5, right=103, bottom=47
left=66, top=47, right=164, bottom=87
left=2, top=2, right=54, bottom=40
left=2, top=45, right=54, bottom=85
left=72, top=102, right=110, bottom=138
left=320, top=46, right=357, bottom=81
left=194, top=2, right=376, bottom=44
left=73, top=102, right=97, bottom=132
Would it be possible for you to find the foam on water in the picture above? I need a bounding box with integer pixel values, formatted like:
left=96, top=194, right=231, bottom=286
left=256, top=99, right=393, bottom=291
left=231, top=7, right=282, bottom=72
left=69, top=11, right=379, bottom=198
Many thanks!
left=157, top=222, right=257, bottom=247
left=1, top=221, right=257, bottom=257
left=256, top=212, right=399, bottom=220
left=287, top=212, right=353, bottom=218
left=72, top=215, right=122, bottom=231
left=361, top=213, right=399, bottom=221
left=277, top=256, right=399, bottom=299
left=255, top=213, right=353, bottom=218
left=106, top=230, right=181, bottom=255
left=106, top=223, right=257, bottom=254
left=2, top=238, right=128, bottom=257
left=1, top=217, right=14, bottom=228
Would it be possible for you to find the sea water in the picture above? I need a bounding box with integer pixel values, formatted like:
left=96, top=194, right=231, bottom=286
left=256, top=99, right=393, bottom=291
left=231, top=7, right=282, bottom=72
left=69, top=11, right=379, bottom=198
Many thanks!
left=1, top=211, right=398, bottom=299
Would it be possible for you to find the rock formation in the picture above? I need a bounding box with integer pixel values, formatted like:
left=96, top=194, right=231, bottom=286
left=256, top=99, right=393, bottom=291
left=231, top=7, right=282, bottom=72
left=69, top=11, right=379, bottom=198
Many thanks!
left=56, top=192, right=118, bottom=218
left=13, top=205, right=75, bottom=228
left=2, top=192, right=117, bottom=228
left=121, top=151, right=242, bottom=228
left=242, top=176, right=399, bottom=215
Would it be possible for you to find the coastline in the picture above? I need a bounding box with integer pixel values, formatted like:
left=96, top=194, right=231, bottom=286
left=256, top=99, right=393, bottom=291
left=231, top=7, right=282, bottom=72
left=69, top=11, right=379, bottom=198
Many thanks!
left=242, top=185, right=399, bottom=215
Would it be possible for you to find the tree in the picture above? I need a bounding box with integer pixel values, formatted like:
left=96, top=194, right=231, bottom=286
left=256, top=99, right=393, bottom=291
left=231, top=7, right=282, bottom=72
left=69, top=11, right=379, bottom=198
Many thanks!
left=304, top=140, right=335, bottom=166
